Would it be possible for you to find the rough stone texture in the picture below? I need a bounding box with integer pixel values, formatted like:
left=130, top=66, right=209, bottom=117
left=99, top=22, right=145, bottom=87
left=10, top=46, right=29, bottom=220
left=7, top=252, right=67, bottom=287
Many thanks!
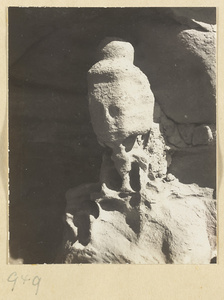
left=59, top=38, right=216, bottom=264
left=58, top=179, right=216, bottom=264
left=10, top=8, right=216, bottom=123
left=88, top=38, right=154, bottom=146
left=88, top=38, right=155, bottom=193
left=9, top=8, right=216, bottom=264
left=134, top=8, right=216, bottom=124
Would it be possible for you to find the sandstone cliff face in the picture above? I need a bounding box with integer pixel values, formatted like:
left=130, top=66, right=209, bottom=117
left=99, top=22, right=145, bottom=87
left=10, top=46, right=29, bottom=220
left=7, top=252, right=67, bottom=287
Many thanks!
left=9, top=8, right=216, bottom=263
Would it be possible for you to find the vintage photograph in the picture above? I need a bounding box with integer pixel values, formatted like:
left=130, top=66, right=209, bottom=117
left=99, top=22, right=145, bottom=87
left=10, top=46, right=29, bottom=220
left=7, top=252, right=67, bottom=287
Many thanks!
left=8, top=7, right=216, bottom=264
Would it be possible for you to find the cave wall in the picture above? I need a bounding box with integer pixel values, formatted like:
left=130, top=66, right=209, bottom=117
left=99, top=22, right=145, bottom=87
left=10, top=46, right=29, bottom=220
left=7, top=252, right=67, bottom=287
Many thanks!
left=9, top=7, right=216, bottom=263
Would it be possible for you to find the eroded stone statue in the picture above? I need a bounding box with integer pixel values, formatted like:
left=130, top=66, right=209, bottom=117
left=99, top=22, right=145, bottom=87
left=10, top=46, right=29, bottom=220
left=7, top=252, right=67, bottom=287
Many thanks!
left=57, top=38, right=216, bottom=264
left=88, top=37, right=155, bottom=195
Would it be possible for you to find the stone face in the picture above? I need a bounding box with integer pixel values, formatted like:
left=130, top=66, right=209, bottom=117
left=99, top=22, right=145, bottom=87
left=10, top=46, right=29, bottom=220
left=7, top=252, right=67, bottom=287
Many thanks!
left=88, top=38, right=155, bottom=146
left=88, top=38, right=155, bottom=193
left=9, top=8, right=216, bottom=264
left=10, top=8, right=216, bottom=124
left=58, top=38, right=217, bottom=265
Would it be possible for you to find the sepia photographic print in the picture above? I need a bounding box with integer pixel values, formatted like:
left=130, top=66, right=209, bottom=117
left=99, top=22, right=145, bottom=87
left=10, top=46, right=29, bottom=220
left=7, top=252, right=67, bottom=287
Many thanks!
left=8, top=7, right=217, bottom=265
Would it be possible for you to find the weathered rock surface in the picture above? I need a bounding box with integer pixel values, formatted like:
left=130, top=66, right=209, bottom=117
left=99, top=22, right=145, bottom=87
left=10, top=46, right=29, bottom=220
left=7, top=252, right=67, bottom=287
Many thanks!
left=10, top=8, right=216, bottom=124
left=88, top=38, right=155, bottom=146
left=88, top=38, right=155, bottom=193
left=9, top=8, right=216, bottom=263
left=134, top=9, right=216, bottom=124
left=59, top=38, right=216, bottom=264
left=58, top=179, right=216, bottom=264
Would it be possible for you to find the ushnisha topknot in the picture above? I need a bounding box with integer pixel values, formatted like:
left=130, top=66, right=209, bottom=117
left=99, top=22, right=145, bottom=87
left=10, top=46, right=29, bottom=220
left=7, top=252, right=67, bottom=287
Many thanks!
left=97, top=37, right=134, bottom=62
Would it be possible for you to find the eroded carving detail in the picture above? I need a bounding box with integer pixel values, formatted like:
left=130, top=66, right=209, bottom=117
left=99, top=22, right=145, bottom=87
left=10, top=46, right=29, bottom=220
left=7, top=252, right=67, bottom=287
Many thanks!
left=88, top=38, right=157, bottom=197
left=58, top=38, right=216, bottom=264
